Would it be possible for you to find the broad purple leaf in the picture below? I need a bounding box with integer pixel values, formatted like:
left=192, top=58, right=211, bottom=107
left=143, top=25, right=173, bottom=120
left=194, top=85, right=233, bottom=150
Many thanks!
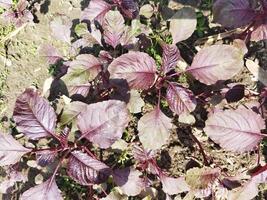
left=67, top=54, right=102, bottom=82
left=36, top=150, right=57, bottom=167
left=60, top=101, right=87, bottom=126
left=20, top=177, right=63, bottom=200
left=224, top=84, right=245, bottom=103
left=38, top=44, right=62, bottom=65
left=169, top=7, right=197, bottom=44
left=99, top=50, right=113, bottom=64
left=69, top=84, right=91, bottom=97
left=160, top=175, right=190, bottom=195
left=0, top=0, right=12, bottom=9
left=0, top=171, right=27, bottom=193
left=50, top=17, right=72, bottom=44
left=204, top=107, right=266, bottom=152
left=132, top=145, right=155, bottom=163
left=67, top=150, right=111, bottom=185
left=2, top=0, right=33, bottom=27
left=0, top=133, right=30, bottom=166
left=185, top=167, right=221, bottom=190
left=187, top=45, right=244, bottom=85
left=229, top=166, right=267, bottom=200
left=77, top=100, right=129, bottom=149
left=115, top=0, right=139, bottom=19
left=81, top=0, right=112, bottom=26
left=161, top=43, right=180, bottom=74
left=13, top=88, right=57, bottom=140
left=138, top=108, right=173, bottom=150
left=166, top=82, right=197, bottom=115
left=108, top=52, right=157, bottom=90
left=213, top=0, right=256, bottom=28
left=113, top=167, right=145, bottom=196
left=103, top=10, right=125, bottom=48
left=228, top=179, right=259, bottom=200
left=251, top=19, right=267, bottom=42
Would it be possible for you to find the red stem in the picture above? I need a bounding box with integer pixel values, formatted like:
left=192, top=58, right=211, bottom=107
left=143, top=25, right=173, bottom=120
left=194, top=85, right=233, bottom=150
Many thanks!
left=48, top=149, right=71, bottom=189
left=252, top=164, right=267, bottom=177
left=190, top=133, right=209, bottom=166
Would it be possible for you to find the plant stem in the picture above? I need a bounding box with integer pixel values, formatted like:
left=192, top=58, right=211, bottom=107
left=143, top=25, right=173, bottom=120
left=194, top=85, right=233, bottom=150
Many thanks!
left=48, top=149, right=71, bottom=189
left=257, top=143, right=261, bottom=165
left=190, top=133, right=209, bottom=166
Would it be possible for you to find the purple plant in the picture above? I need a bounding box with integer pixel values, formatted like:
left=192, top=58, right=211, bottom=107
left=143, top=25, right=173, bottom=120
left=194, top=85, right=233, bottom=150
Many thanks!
left=213, top=0, right=267, bottom=42
left=1, top=0, right=33, bottom=27
left=1, top=0, right=267, bottom=199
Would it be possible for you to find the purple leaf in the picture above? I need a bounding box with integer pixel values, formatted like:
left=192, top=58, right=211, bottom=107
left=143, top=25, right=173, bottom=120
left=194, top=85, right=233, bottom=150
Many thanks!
left=228, top=179, right=259, bottom=200
left=60, top=101, right=87, bottom=126
left=0, top=170, right=27, bottom=193
left=160, top=175, right=190, bottom=195
left=50, top=17, right=72, bottom=44
left=115, top=0, right=139, bottom=19
left=2, top=0, right=33, bottom=27
left=169, top=7, right=197, bottom=44
left=0, top=133, right=30, bottom=166
left=36, top=150, right=57, bottom=167
left=38, top=44, right=62, bottom=65
left=213, top=0, right=256, bottom=28
left=81, top=0, right=112, bottom=26
left=108, top=52, right=157, bottom=90
left=185, top=167, right=221, bottom=190
left=204, top=107, right=266, bottom=152
left=132, top=145, right=155, bottom=163
left=229, top=166, right=267, bottom=200
left=0, top=0, right=12, bottom=9
left=187, top=45, right=244, bottom=85
left=138, top=108, right=173, bottom=150
left=99, top=50, right=113, bottom=64
left=77, top=100, right=129, bottom=149
left=251, top=19, right=267, bottom=42
left=166, top=82, right=197, bottom=115
left=113, top=167, right=145, bottom=196
left=224, top=84, right=245, bottom=103
left=69, top=84, right=91, bottom=97
left=161, top=43, right=180, bottom=74
left=67, top=150, right=112, bottom=185
left=103, top=10, right=125, bottom=48
left=120, top=19, right=147, bottom=48
left=67, top=54, right=102, bottom=82
left=20, top=177, right=63, bottom=200
left=13, top=88, right=57, bottom=140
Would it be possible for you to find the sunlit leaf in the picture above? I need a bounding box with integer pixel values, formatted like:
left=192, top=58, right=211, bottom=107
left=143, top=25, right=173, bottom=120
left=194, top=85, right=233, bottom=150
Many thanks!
left=161, top=43, right=180, bottom=74
left=81, top=0, right=112, bottom=25
left=113, top=167, right=145, bottom=196
left=187, top=45, right=244, bottom=85
left=21, top=177, right=63, bottom=200
left=13, top=88, right=57, bottom=140
left=169, top=7, right=197, bottom=44
left=185, top=167, right=221, bottom=190
left=77, top=100, right=129, bottom=148
left=68, top=150, right=112, bottom=185
left=0, top=133, right=30, bottom=166
left=204, top=107, right=266, bottom=152
left=103, top=10, right=125, bottom=48
left=166, top=82, right=197, bottom=115
left=108, top=52, right=157, bottom=90
left=138, top=108, right=173, bottom=150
